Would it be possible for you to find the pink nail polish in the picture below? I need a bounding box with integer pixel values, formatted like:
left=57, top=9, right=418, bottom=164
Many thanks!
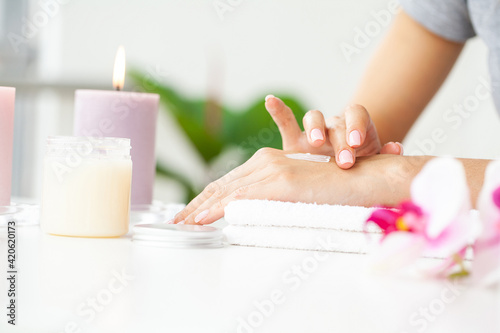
left=310, top=128, right=324, bottom=142
left=396, top=142, right=404, bottom=155
left=349, top=130, right=361, bottom=146
left=194, top=210, right=209, bottom=223
left=265, top=94, right=275, bottom=102
left=339, top=150, right=354, bottom=165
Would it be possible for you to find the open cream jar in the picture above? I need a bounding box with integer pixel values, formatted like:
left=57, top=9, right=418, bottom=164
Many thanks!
left=40, top=136, right=132, bottom=237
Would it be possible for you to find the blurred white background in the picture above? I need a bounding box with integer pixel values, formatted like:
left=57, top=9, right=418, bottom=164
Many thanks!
left=1, top=0, right=499, bottom=203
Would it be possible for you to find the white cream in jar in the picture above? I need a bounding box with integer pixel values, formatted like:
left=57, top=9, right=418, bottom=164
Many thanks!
left=40, top=136, right=132, bottom=237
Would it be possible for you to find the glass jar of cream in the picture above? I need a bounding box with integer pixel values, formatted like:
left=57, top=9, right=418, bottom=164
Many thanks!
left=40, top=136, right=132, bottom=237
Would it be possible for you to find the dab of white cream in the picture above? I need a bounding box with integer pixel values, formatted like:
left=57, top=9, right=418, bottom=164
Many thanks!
left=285, top=153, right=331, bottom=163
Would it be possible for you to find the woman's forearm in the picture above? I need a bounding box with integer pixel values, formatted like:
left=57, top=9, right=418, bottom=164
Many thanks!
left=350, top=11, right=464, bottom=144
left=377, top=155, right=489, bottom=206
left=173, top=151, right=491, bottom=225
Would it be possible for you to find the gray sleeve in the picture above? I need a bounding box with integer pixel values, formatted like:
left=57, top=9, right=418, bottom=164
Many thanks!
left=399, top=0, right=476, bottom=43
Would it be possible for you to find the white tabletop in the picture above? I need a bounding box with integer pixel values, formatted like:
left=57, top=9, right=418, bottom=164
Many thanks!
left=1, top=225, right=499, bottom=333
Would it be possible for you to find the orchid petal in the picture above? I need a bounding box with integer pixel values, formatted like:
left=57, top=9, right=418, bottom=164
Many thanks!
left=399, top=201, right=425, bottom=233
left=492, top=187, right=500, bottom=208
left=474, top=160, right=500, bottom=285
left=366, top=209, right=399, bottom=234
left=411, top=158, right=471, bottom=238
left=477, top=161, right=500, bottom=238
left=471, top=244, right=500, bottom=286
left=422, top=213, right=476, bottom=259
left=417, top=247, right=469, bottom=278
left=399, top=201, right=423, bottom=216
left=368, top=232, right=426, bottom=274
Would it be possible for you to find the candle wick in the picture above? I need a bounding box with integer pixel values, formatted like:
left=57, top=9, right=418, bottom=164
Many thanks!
left=115, top=86, right=121, bottom=92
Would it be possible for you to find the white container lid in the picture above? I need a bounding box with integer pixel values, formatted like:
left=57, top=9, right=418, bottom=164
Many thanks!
left=132, top=223, right=224, bottom=248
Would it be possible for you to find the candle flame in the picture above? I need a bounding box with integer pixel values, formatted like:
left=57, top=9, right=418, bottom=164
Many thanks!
left=113, top=46, right=126, bottom=90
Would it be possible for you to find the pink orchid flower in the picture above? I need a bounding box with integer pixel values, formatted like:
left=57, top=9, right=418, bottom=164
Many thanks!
left=366, top=158, right=476, bottom=276
left=473, top=161, right=500, bottom=285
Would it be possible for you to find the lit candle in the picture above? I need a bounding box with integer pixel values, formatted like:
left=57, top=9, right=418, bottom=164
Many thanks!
left=0, top=87, right=15, bottom=206
left=73, top=46, right=159, bottom=206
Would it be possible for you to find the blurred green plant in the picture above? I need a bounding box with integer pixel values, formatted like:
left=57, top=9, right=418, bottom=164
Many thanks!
left=129, top=69, right=307, bottom=202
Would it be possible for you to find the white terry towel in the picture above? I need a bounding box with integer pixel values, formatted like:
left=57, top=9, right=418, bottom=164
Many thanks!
left=223, top=200, right=381, bottom=253
left=224, top=199, right=379, bottom=232
left=223, top=225, right=381, bottom=254
left=223, top=200, right=474, bottom=261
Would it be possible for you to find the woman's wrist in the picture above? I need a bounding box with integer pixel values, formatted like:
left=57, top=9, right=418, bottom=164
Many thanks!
left=356, top=154, right=433, bottom=206
left=358, top=154, right=491, bottom=207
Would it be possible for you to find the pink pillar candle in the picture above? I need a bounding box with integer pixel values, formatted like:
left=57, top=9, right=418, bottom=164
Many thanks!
left=0, top=87, right=15, bottom=206
left=74, top=90, right=159, bottom=206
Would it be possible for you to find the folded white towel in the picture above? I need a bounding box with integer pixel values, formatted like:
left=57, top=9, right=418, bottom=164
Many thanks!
left=224, top=225, right=380, bottom=254
left=223, top=199, right=382, bottom=253
left=224, top=199, right=380, bottom=233
left=223, top=200, right=474, bottom=261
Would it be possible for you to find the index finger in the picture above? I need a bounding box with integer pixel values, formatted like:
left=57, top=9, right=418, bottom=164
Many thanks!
left=344, top=104, right=371, bottom=148
left=265, top=95, right=302, bottom=149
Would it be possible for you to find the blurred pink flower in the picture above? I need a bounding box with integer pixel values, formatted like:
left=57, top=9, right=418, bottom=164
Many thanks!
left=472, top=161, right=500, bottom=285
left=366, top=158, right=476, bottom=276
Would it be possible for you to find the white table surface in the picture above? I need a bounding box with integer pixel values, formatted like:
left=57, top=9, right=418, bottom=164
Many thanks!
left=1, top=224, right=499, bottom=333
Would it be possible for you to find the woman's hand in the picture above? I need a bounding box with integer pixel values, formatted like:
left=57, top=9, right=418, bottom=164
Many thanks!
left=264, top=95, right=403, bottom=169
left=172, top=148, right=409, bottom=225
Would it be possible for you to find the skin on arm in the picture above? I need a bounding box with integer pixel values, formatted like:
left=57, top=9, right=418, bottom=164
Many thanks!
left=172, top=149, right=490, bottom=225
left=393, top=155, right=488, bottom=205
left=352, top=10, right=465, bottom=144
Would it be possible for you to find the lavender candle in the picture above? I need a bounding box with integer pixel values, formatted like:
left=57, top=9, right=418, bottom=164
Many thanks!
left=73, top=47, right=159, bottom=206
left=0, top=87, right=15, bottom=206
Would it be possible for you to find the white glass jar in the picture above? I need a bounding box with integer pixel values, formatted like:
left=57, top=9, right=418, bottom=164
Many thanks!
left=40, top=136, right=132, bottom=237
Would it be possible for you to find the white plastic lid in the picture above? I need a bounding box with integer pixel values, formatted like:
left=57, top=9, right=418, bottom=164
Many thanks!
left=132, top=223, right=224, bottom=248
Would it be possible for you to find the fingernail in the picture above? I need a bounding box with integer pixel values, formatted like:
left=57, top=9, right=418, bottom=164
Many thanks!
left=310, top=128, right=324, bottom=142
left=265, top=94, right=275, bottom=102
left=396, top=142, right=404, bottom=155
left=349, top=130, right=361, bottom=146
left=166, top=219, right=174, bottom=224
left=339, top=150, right=354, bottom=165
left=194, top=210, right=209, bottom=223
left=177, top=220, right=185, bottom=225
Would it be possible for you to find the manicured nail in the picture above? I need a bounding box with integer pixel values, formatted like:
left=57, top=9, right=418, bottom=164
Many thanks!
left=349, top=130, right=361, bottom=147
left=339, top=150, right=354, bottom=165
left=310, top=128, right=324, bottom=142
left=396, top=142, right=404, bottom=155
left=194, top=209, right=209, bottom=223
left=177, top=220, right=185, bottom=225
left=265, top=94, right=275, bottom=102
